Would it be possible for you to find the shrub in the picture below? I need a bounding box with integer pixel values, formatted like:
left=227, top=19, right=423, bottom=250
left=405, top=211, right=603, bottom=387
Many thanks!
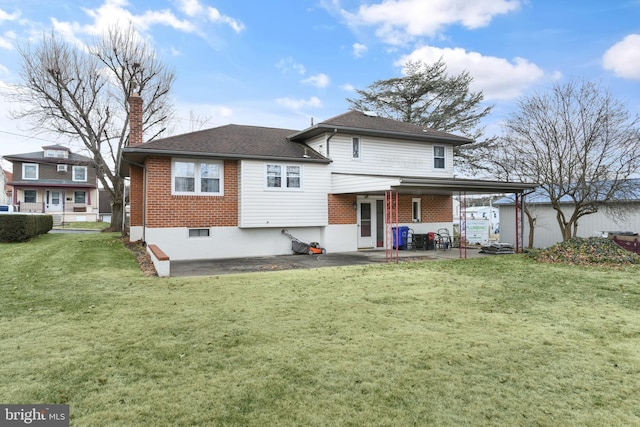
left=0, top=214, right=53, bottom=243
left=526, top=237, right=640, bottom=266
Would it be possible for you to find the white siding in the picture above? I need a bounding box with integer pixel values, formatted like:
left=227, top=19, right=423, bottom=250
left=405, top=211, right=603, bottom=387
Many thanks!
left=499, top=202, right=640, bottom=248
left=331, top=174, right=400, bottom=194
left=317, top=134, right=454, bottom=178
left=239, top=160, right=330, bottom=228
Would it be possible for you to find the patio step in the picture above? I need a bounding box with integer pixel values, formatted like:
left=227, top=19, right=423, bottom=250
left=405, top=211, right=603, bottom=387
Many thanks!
left=52, top=214, right=63, bottom=226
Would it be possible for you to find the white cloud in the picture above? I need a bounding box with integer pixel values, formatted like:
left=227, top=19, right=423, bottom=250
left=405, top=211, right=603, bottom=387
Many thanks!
left=353, top=42, right=367, bottom=57
left=48, top=0, right=243, bottom=48
left=0, top=8, right=20, bottom=24
left=177, top=0, right=204, bottom=17
left=276, top=96, right=322, bottom=111
left=340, top=83, right=356, bottom=92
left=80, top=0, right=195, bottom=35
left=400, top=46, right=549, bottom=100
left=0, top=31, right=16, bottom=50
left=302, top=73, right=330, bottom=88
left=207, top=7, right=244, bottom=33
left=276, top=57, right=306, bottom=75
left=344, top=0, right=521, bottom=45
left=603, top=34, right=640, bottom=80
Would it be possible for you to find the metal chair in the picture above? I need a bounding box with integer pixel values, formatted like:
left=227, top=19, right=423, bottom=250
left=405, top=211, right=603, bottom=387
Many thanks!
left=435, top=228, right=452, bottom=250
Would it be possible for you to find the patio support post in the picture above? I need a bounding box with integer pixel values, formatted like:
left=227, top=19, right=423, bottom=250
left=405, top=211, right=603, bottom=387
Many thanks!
left=385, top=190, right=399, bottom=263
left=515, top=193, right=520, bottom=253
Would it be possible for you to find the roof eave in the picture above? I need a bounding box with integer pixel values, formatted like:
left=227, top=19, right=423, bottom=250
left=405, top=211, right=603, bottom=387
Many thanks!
left=399, top=177, right=539, bottom=194
left=288, top=124, right=473, bottom=146
left=120, top=148, right=332, bottom=177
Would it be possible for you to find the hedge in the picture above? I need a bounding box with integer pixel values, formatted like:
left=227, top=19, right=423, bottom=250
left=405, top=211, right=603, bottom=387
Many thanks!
left=0, top=214, right=54, bottom=243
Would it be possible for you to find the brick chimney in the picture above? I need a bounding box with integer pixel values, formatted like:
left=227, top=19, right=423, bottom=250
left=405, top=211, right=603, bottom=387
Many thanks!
left=128, top=94, right=143, bottom=146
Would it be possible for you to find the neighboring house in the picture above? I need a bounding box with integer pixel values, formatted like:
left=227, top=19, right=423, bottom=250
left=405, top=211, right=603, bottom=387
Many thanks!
left=121, top=95, right=536, bottom=266
left=496, top=189, right=640, bottom=248
left=4, top=145, right=99, bottom=223
left=1, top=168, right=11, bottom=205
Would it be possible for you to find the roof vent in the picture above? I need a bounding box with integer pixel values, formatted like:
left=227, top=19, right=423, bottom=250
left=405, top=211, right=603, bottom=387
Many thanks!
left=363, top=111, right=378, bottom=117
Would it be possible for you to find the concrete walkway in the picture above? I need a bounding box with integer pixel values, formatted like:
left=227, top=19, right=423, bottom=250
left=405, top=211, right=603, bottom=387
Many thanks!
left=170, top=246, right=489, bottom=277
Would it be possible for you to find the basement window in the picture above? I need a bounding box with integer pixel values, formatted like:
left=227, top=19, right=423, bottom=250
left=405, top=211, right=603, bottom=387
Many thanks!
left=188, top=228, right=210, bottom=238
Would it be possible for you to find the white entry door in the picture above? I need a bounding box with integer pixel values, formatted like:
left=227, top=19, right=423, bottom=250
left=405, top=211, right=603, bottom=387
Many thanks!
left=357, top=201, right=376, bottom=248
left=47, top=191, right=63, bottom=212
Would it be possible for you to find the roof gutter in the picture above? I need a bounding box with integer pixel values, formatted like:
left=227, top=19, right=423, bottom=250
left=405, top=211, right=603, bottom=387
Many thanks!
left=121, top=148, right=332, bottom=164
left=288, top=124, right=473, bottom=145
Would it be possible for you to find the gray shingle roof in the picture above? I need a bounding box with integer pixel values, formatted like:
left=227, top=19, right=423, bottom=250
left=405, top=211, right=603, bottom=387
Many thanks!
left=288, top=110, right=473, bottom=145
left=123, top=124, right=328, bottom=162
left=3, top=150, right=94, bottom=165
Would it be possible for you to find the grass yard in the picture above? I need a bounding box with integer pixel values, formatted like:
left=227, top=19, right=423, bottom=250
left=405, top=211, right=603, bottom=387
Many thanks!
left=1, top=233, right=640, bottom=426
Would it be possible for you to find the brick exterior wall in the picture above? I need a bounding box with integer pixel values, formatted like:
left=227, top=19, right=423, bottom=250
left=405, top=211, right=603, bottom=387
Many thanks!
left=143, top=157, right=238, bottom=228
left=419, top=195, right=453, bottom=222
left=328, top=194, right=357, bottom=224
left=129, top=165, right=144, bottom=227
left=329, top=193, right=452, bottom=225
left=394, top=194, right=453, bottom=223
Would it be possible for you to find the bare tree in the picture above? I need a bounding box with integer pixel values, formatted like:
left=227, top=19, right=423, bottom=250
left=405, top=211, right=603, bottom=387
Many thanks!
left=347, top=59, right=494, bottom=174
left=9, top=24, right=175, bottom=231
left=491, top=79, right=640, bottom=241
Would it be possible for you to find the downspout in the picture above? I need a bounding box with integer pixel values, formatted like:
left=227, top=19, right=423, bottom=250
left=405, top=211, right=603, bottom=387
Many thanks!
left=325, top=128, right=338, bottom=157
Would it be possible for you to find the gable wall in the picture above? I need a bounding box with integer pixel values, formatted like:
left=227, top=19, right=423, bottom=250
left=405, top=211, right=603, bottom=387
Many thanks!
left=306, top=134, right=455, bottom=178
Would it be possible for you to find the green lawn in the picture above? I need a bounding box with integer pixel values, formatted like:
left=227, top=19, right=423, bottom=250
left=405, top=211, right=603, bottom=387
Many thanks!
left=1, top=233, right=640, bottom=426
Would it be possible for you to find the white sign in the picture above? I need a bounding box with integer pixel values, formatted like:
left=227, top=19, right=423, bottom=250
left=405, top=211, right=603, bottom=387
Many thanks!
left=464, top=219, right=490, bottom=245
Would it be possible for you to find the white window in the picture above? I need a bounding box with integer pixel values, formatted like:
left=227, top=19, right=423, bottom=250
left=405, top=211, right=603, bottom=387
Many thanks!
left=57, top=164, right=68, bottom=172
left=23, top=163, right=38, bottom=180
left=434, top=146, right=445, bottom=169
left=352, top=137, right=360, bottom=159
left=72, top=166, right=87, bottom=182
left=172, top=159, right=223, bottom=195
left=46, top=149, right=67, bottom=158
left=412, top=198, right=421, bottom=222
left=266, top=164, right=302, bottom=189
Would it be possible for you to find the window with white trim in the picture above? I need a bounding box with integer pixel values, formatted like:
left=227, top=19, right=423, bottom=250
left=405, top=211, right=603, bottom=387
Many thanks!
left=172, top=159, right=223, bottom=195
left=57, top=164, right=68, bottom=172
left=352, top=137, right=360, bottom=159
left=434, top=146, right=445, bottom=169
left=412, top=198, right=421, bottom=222
left=72, top=166, right=87, bottom=182
left=266, top=164, right=302, bottom=189
left=23, top=163, right=38, bottom=180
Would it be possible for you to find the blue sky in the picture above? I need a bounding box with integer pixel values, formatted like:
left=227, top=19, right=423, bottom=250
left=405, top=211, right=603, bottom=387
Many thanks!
left=1, top=0, right=640, bottom=166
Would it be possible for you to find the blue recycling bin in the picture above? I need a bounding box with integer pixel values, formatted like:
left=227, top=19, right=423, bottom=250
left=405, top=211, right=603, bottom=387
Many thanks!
left=392, top=226, right=410, bottom=250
